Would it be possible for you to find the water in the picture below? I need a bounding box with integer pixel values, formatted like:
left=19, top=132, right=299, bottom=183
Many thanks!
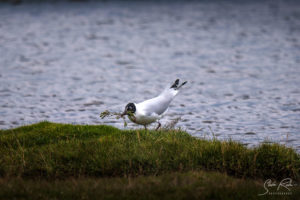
left=0, top=0, right=299, bottom=151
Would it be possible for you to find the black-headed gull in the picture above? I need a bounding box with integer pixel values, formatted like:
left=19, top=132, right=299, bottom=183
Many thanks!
left=121, top=79, right=187, bottom=130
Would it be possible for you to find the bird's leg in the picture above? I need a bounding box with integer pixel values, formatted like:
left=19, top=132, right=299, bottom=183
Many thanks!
left=143, top=125, right=147, bottom=131
left=155, top=121, right=161, bottom=131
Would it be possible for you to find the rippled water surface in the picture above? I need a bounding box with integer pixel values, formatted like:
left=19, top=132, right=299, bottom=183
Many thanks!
left=0, top=0, right=299, bottom=151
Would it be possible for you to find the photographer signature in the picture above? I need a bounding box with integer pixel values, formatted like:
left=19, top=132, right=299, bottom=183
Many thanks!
left=258, top=178, right=296, bottom=196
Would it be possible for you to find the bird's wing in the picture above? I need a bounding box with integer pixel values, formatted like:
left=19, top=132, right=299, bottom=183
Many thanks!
left=161, top=79, right=187, bottom=98
left=137, top=95, right=172, bottom=116
left=137, top=79, right=187, bottom=116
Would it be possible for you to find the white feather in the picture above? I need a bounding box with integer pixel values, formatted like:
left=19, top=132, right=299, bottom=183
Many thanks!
left=132, top=87, right=181, bottom=125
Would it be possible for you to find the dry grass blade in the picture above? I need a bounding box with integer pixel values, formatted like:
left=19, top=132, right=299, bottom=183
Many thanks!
left=100, top=110, right=128, bottom=127
left=163, top=117, right=181, bottom=130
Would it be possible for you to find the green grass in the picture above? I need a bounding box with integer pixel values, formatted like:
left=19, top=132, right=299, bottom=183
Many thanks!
left=0, top=122, right=299, bottom=199
left=1, top=171, right=299, bottom=200
left=0, top=121, right=299, bottom=179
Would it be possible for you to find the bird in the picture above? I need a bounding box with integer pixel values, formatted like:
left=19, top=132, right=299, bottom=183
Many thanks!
left=121, top=79, right=187, bottom=130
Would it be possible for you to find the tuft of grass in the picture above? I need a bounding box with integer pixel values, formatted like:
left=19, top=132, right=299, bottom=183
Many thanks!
left=0, top=121, right=299, bottom=180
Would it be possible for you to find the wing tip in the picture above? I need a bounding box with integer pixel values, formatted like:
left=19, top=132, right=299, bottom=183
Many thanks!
left=170, top=79, right=187, bottom=90
left=170, top=79, right=180, bottom=89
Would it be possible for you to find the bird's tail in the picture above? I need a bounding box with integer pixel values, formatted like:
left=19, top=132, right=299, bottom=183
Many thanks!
left=170, top=79, right=187, bottom=90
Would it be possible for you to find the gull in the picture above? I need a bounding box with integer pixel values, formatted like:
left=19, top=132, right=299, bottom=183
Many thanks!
left=121, top=79, right=187, bottom=130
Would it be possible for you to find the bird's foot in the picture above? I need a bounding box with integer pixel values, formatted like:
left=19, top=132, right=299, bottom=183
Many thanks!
left=143, top=125, right=147, bottom=131
left=155, top=122, right=161, bottom=131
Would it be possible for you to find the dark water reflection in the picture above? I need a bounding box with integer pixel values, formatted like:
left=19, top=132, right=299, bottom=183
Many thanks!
left=0, top=0, right=299, bottom=151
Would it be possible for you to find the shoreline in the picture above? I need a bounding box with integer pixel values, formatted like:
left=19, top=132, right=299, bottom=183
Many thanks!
left=0, top=121, right=299, bottom=179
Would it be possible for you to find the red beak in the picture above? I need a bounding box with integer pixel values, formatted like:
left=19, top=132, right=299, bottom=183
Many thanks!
left=120, top=111, right=127, bottom=117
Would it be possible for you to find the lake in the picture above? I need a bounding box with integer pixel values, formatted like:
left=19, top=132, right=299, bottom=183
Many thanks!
left=0, top=0, right=299, bottom=151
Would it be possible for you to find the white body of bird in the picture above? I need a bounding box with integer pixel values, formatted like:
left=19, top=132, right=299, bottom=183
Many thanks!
left=122, top=79, right=187, bottom=129
left=131, top=88, right=177, bottom=125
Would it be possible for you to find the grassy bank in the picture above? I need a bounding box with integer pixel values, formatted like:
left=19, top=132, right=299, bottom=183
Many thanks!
left=0, top=122, right=299, bottom=179
left=0, top=122, right=299, bottom=199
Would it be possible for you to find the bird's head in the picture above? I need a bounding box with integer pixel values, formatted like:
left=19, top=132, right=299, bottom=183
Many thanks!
left=121, top=103, right=136, bottom=117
